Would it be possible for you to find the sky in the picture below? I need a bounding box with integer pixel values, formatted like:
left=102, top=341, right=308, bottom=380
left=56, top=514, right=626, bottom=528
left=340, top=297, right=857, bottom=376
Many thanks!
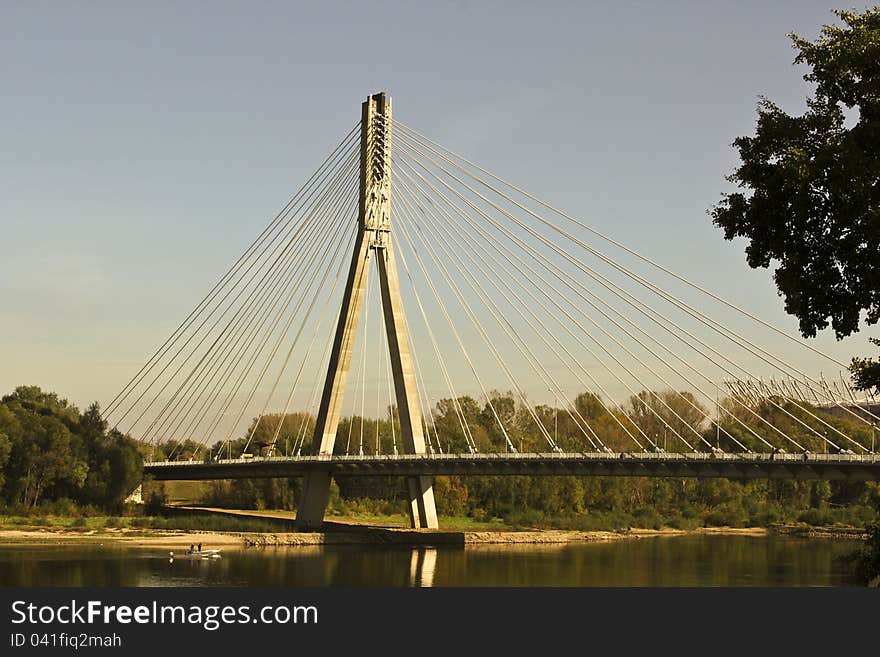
left=1, top=0, right=876, bottom=413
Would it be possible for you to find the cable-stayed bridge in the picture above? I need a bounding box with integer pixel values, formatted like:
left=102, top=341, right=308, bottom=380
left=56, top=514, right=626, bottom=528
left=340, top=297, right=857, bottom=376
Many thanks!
left=106, top=93, right=880, bottom=530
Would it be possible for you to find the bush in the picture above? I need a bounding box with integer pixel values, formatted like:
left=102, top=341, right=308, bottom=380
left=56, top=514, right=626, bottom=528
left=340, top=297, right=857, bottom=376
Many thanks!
left=469, top=507, right=490, bottom=523
left=505, top=509, right=546, bottom=529
left=144, top=489, right=167, bottom=516
left=798, top=508, right=836, bottom=526
left=42, top=498, right=78, bottom=516
left=632, top=506, right=664, bottom=530
left=666, top=514, right=702, bottom=530
left=705, top=502, right=749, bottom=528
left=749, top=503, right=785, bottom=526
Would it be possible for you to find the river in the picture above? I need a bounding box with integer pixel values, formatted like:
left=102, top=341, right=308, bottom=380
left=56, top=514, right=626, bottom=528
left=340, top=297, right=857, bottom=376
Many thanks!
left=0, top=535, right=861, bottom=587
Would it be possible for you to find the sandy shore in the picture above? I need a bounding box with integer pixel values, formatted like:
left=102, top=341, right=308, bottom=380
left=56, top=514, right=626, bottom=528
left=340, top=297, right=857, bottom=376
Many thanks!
left=0, top=528, right=250, bottom=549
left=0, top=525, right=786, bottom=549
left=0, top=520, right=864, bottom=549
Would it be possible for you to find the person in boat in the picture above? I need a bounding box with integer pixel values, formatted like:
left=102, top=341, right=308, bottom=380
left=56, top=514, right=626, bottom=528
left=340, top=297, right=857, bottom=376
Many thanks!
left=189, top=543, right=194, bottom=554
left=197, top=542, right=202, bottom=553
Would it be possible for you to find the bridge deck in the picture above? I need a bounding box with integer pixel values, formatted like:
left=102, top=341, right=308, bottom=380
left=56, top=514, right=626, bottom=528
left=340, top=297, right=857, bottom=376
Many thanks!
left=144, top=452, right=880, bottom=481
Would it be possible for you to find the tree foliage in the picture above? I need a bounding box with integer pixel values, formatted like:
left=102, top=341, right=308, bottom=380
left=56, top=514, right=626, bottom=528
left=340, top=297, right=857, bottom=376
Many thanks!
left=0, top=386, right=142, bottom=512
left=710, top=8, right=880, bottom=393
left=850, top=338, right=880, bottom=394
left=711, top=8, right=880, bottom=340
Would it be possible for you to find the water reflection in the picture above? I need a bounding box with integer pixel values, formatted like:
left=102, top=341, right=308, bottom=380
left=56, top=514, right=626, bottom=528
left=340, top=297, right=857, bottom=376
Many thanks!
left=0, top=536, right=860, bottom=587
left=409, top=549, right=437, bottom=587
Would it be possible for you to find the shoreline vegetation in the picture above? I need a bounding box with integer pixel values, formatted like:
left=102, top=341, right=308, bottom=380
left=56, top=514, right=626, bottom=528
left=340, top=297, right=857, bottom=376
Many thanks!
left=0, top=508, right=867, bottom=549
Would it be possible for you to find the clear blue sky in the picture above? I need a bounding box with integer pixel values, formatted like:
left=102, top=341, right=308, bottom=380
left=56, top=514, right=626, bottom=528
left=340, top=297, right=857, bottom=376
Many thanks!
left=1, top=1, right=873, bottom=410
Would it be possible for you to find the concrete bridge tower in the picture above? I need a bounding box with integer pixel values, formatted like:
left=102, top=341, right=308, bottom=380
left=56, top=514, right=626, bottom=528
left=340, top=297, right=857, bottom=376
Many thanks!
left=295, top=93, right=439, bottom=530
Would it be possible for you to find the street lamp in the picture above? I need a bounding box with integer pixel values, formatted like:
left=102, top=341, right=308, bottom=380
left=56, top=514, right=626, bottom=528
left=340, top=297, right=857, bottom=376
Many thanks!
left=548, top=387, right=558, bottom=447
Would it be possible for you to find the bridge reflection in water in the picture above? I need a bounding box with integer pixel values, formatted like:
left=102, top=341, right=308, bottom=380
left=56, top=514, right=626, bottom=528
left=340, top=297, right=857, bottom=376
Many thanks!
left=409, top=549, right=437, bottom=587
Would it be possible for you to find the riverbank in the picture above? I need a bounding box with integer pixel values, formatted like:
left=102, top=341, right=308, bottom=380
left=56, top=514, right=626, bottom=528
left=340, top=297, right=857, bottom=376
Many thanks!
left=0, top=523, right=865, bottom=549
left=1, top=505, right=868, bottom=548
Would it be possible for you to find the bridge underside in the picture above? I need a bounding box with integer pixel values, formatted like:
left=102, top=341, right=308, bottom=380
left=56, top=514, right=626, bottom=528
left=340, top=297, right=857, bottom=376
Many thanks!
left=144, top=453, right=880, bottom=482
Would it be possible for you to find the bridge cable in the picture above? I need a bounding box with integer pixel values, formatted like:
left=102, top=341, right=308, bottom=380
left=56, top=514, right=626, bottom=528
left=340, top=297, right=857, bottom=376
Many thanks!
left=356, top=252, right=375, bottom=456
left=153, top=166, right=360, bottom=451
left=394, top=152, right=734, bottom=452
left=394, top=159, right=729, bottom=452
left=292, top=300, right=343, bottom=457
left=170, top=170, right=359, bottom=460
left=397, top=157, right=731, bottom=453
left=394, top=167, right=661, bottom=452
left=396, top=151, right=710, bottom=451
left=219, top=186, right=359, bottom=454
left=392, top=120, right=852, bottom=370
left=105, top=126, right=359, bottom=419
left=115, top=145, right=359, bottom=436
left=392, top=225, right=478, bottom=453
left=394, top=139, right=820, bottom=452
left=393, top=128, right=875, bottom=444
left=396, top=141, right=772, bottom=451
left=394, top=172, right=605, bottom=451
left=189, top=170, right=360, bottom=460
left=151, top=154, right=359, bottom=454
left=239, top=205, right=359, bottom=457
left=393, top=135, right=863, bottom=453
left=341, top=250, right=373, bottom=456
left=395, top=195, right=542, bottom=452
left=266, top=214, right=357, bottom=455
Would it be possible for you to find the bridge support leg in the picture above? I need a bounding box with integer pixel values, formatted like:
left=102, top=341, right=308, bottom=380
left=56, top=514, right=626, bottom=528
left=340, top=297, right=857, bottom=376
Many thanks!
left=407, top=475, right=438, bottom=529
left=296, top=471, right=332, bottom=531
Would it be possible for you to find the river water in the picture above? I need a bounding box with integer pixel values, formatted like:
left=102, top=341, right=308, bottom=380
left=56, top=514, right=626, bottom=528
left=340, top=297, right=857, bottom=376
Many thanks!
left=0, top=536, right=860, bottom=587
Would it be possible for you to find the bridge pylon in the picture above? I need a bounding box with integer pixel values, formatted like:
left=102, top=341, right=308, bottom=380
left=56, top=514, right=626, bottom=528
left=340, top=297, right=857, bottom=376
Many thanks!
left=296, top=92, right=439, bottom=530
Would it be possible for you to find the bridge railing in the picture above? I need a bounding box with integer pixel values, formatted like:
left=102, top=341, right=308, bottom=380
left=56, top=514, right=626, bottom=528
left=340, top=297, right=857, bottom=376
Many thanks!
left=144, top=451, right=879, bottom=467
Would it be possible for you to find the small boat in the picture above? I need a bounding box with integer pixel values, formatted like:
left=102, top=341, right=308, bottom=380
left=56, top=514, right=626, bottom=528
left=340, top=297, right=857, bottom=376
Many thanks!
left=169, top=549, right=222, bottom=560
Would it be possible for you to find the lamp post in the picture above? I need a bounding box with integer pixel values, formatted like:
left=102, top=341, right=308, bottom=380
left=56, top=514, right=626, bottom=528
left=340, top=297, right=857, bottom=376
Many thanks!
left=555, top=403, right=558, bottom=447
left=549, top=387, right=558, bottom=447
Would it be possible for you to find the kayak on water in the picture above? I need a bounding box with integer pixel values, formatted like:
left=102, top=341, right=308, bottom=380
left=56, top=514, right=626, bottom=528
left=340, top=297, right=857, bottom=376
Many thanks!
left=169, top=549, right=222, bottom=558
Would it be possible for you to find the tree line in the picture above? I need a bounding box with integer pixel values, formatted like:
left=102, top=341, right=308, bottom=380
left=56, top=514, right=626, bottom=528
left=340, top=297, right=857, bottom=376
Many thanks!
left=0, top=386, right=142, bottom=513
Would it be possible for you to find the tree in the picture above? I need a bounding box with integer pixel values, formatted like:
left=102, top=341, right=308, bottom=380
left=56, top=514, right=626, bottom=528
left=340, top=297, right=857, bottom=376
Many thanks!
left=0, top=431, right=11, bottom=490
left=0, top=387, right=142, bottom=511
left=850, top=338, right=880, bottom=394
left=9, top=413, right=87, bottom=510
left=709, top=8, right=880, bottom=388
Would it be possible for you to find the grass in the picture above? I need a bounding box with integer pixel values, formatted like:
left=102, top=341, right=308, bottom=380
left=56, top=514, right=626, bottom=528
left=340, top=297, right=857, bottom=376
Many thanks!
left=161, top=480, right=213, bottom=504
left=0, top=514, right=289, bottom=534
left=171, top=506, right=517, bottom=531
left=2, top=503, right=874, bottom=536
left=0, top=511, right=515, bottom=534
left=327, top=512, right=514, bottom=531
